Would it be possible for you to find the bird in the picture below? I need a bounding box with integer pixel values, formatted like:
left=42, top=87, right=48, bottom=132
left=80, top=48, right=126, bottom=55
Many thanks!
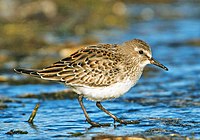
left=14, top=39, right=168, bottom=127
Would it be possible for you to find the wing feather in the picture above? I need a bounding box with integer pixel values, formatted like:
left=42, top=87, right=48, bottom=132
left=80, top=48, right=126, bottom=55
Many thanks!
left=36, top=44, right=125, bottom=87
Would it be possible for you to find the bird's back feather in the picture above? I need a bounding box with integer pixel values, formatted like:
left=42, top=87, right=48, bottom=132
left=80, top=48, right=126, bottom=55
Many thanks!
left=14, top=44, right=126, bottom=87
left=14, top=68, right=40, bottom=77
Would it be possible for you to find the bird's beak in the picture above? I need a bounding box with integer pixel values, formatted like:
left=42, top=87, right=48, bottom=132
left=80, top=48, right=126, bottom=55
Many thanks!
left=149, top=58, right=168, bottom=71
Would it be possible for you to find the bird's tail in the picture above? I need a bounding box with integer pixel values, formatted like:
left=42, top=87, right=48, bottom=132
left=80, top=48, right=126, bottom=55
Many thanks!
left=14, top=68, right=40, bottom=78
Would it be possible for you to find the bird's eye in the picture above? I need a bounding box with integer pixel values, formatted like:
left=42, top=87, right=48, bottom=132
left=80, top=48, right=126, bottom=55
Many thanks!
left=139, top=50, right=144, bottom=54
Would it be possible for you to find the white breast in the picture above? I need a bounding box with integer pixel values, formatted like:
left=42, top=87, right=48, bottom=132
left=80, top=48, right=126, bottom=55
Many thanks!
left=74, top=78, right=137, bottom=101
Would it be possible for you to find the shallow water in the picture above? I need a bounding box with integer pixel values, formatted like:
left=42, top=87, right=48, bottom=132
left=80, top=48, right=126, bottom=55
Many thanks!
left=1, top=1, right=200, bottom=140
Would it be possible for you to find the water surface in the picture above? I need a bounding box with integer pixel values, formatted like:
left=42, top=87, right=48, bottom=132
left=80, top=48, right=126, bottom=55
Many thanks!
left=0, top=1, right=200, bottom=139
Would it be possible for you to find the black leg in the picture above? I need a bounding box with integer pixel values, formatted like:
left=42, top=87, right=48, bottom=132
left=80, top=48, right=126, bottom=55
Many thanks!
left=78, top=95, right=110, bottom=127
left=96, top=102, right=140, bottom=125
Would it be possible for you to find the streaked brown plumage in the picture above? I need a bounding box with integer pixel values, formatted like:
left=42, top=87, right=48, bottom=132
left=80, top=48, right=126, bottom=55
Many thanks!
left=15, top=39, right=168, bottom=127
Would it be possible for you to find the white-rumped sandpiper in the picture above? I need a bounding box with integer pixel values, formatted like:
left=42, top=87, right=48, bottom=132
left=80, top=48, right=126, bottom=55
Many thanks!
left=15, top=39, right=168, bottom=127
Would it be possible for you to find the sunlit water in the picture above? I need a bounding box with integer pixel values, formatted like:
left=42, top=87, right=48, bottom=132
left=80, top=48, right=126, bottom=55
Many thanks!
left=1, top=2, right=200, bottom=140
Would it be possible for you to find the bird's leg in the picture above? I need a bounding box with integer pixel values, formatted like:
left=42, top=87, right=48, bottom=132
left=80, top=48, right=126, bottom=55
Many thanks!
left=78, top=95, right=100, bottom=127
left=78, top=95, right=110, bottom=127
left=96, top=102, right=140, bottom=125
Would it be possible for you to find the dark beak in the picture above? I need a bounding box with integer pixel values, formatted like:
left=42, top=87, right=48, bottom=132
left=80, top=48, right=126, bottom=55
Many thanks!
left=149, top=58, right=168, bottom=71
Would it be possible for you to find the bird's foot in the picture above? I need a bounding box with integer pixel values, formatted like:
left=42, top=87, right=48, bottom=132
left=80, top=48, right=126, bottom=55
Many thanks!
left=115, top=118, right=140, bottom=125
left=86, top=120, right=111, bottom=127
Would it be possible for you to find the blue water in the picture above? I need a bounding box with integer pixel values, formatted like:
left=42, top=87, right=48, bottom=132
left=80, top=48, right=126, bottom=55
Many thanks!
left=1, top=1, right=200, bottom=139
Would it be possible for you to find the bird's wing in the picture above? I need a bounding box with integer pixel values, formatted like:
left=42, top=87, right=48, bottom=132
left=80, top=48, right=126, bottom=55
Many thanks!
left=37, top=44, right=125, bottom=87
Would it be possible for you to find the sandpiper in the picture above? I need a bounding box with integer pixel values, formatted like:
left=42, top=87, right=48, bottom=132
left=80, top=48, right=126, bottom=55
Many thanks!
left=14, top=39, right=168, bottom=127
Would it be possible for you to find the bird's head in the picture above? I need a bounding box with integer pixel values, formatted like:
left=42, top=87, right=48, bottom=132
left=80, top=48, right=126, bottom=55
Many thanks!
left=124, top=39, right=168, bottom=71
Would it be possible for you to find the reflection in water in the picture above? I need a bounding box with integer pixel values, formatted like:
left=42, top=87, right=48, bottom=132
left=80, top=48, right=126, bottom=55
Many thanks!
left=28, top=122, right=39, bottom=132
